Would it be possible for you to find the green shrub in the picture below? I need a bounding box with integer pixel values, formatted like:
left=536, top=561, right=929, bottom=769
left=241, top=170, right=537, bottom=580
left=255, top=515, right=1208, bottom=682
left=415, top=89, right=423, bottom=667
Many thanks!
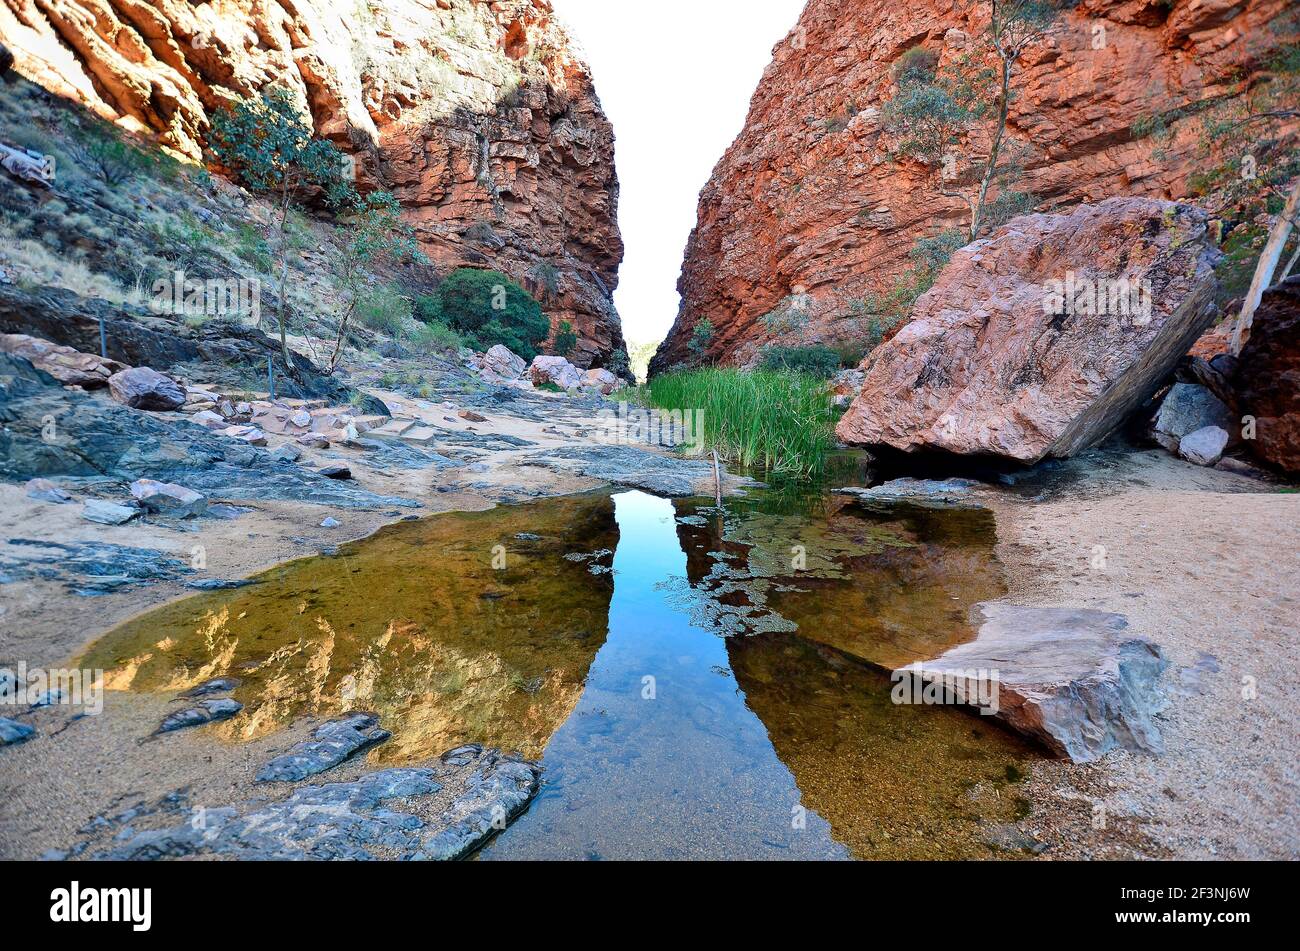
left=643, top=368, right=835, bottom=477
left=758, top=345, right=841, bottom=378
left=405, top=318, right=464, bottom=354
left=421, top=268, right=549, bottom=360
left=552, top=319, right=577, bottom=357
left=356, top=286, right=412, bottom=335
left=892, top=46, right=939, bottom=87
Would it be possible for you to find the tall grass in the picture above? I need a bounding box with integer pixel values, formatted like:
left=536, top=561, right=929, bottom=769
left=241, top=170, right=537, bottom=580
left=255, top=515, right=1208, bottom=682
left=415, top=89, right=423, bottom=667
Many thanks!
left=641, top=368, right=836, bottom=478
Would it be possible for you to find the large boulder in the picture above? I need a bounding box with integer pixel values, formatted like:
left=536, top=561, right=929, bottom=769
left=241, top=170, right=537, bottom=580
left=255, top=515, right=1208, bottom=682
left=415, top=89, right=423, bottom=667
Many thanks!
left=837, top=199, right=1220, bottom=463
left=483, top=345, right=527, bottom=380
left=529, top=356, right=582, bottom=391
left=580, top=368, right=620, bottom=395
left=129, top=479, right=207, bottom=517
left=108, top=366, right=186, bottom=411
left=1234, top=276, right=1300, bottom=476
left=896, top=603, right=1169, bottom=763
left=0, top=334, right=125, bottom=388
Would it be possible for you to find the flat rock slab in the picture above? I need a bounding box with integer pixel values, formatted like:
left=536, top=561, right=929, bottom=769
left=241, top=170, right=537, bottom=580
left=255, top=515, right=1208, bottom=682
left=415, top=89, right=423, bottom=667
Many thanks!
left=88, top=751, right=540, bottom=861
left=522, top=444, right=730, bottom=497
left=896, top=602, right=1168, bottom=763
left=256, top=712, right=392, bottom=783
left=836, top=478, right=980, bottom=508
left=81, top=499, right=138, bottom=525
left=155, top=698, right=242, bottom=735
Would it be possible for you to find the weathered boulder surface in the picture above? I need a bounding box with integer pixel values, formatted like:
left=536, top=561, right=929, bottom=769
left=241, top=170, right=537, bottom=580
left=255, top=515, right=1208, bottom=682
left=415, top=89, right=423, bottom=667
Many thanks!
left=1152, top=382, right=1235, bottom=453
left=1234, top=276, right=1300, bottom=476
left=109, top=367, right=186, bottom=411
left=656, top=0, right=1294, bottom=370
left=1, top=0, right=626, bottom=367
left=836, top=199, right=1220, bottom=463
left=529, top=355, right=582, bottom=391
left=483, top=345, right=527, bottom=381
left=896, top=603, right=1169, bottom=763
left=155, top=698, right=242, bottom=735
left=580, top=367, right=619, bottom=395
left=1179, top=425, right=1229, bottom=466
left=0, top=333, right=125, bottom=388
left=129, top=479, right=208, bottom=518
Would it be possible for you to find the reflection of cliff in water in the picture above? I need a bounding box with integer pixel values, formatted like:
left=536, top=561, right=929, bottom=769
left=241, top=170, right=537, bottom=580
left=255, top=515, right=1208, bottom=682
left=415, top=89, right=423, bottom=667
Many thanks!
left=727, top=632, right=1036, bottom=860
left=671, top=493, right=1005, bottom=669
left=78, top=494, right=618, bottom=762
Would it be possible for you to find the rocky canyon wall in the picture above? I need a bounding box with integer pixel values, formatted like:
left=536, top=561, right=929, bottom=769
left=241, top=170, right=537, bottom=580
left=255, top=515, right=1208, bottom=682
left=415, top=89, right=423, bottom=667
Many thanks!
left=0, top=0, right=625, bottom=367
left=654, top=0, right=1296, bottom=372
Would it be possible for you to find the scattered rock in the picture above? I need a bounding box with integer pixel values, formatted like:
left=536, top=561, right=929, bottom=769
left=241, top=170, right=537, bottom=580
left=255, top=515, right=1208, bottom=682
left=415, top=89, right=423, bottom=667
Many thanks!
left=897, top=602, right=1168, bottom=763
left=24, top=477, right=72, bottom=503
left=129, top=479, right=208, bottom=518
left=221, top=425, right=268, bottom=446
left=529, top=355, right=582, bottom=391
left=1152, top=382, right=1234, bottom=453
left=0, top=333, right=125, bottom=388
left=320, top=465, right=352, bottom=480
left=836, top=199, right=1221, bottom=463
left=191, top=410, right=227, bottom=429
left=440, top=743, right=484, bottom=767
left=108, top=366, right=186, bottom=411
left=320, top=517, right=341, bottom=528
left=458, top=409, right=489, bottom=423
left=1178, top=426, right=1229, bottom=467
left=0, top=717, right=35, bottom=746
left=256, top=713, right=392, bottom=783
left=1233, top=275, right=1300, bottom=476
left=268, top=443, right=301, bottom=463
left=81, top=499, right=138, bottom=525
left=155, top=698, right=242, bottom=735
left=297, top=433, right=331, bottom=449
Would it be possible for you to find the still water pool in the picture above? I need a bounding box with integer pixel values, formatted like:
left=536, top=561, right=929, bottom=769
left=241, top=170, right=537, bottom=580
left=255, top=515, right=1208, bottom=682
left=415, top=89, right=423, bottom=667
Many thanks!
left=81, top=480, right=1037, bottom=859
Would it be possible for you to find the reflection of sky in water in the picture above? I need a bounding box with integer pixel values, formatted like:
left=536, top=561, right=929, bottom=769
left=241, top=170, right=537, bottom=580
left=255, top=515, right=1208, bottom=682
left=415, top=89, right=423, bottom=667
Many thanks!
left=484, top=491, right=848, bottom=860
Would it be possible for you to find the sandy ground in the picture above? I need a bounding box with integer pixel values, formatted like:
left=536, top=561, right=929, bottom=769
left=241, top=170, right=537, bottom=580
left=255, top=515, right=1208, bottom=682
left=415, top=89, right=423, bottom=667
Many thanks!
left=983, top=448, right=1300, bottom=859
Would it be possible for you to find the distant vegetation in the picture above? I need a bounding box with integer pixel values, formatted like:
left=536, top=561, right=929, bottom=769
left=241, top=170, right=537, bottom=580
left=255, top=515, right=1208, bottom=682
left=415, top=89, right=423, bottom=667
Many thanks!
left=757, top=344, right=842, bottom=378
left=417, top=268, right=549, bottom=360
left=638, top=368, right=835, bottom=478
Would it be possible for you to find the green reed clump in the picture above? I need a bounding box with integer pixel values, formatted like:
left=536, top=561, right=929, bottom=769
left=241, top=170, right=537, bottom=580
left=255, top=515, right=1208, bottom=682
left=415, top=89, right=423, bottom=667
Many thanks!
left=642, top=368, right=836, bottom=478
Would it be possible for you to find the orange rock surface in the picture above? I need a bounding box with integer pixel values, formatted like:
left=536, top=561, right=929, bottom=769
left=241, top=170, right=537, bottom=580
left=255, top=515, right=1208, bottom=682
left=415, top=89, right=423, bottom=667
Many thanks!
left=655, top=0, right=1295, bottom=372
left=1, top=0, right=625, bottom=366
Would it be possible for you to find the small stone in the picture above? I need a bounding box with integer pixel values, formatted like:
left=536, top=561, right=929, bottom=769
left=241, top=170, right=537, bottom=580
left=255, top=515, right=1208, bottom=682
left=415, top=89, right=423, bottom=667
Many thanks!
left=81, top=500, right=139, bottom=525
left=320, top=517, right=341, bottom=528
left=459, top=409, right=489, bottom=423
left=129, top=479, right=208, bottom=518
left=320, top=465, right=352, bottom=480
left=1179, top=425, right=1229, bottom=466
left=289, top=409, right=312, bottom=428
left=191, top=410, right=227, bottom=429
left=297, top=433, right=330, bottom=449
left=25, top=478, right=72, bottom=504
left=108, top=366, right=187, bottom=411
left=222, top=425, right=268, bottom=446
left=269, top=443, right=302, bottom=463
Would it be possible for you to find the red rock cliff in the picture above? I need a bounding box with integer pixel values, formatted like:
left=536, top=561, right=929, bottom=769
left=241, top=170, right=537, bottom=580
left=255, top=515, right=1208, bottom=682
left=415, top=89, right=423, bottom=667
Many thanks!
left=1, top=0, right=625, bottom=367
left=655, top=0, right=1295, bottom=373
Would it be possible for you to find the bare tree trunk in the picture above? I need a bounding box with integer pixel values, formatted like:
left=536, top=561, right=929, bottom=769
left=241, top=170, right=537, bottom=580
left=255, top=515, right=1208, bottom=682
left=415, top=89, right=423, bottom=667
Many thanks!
left=274, top=181, right=296, bottom=376
left=1231, top=175, right=1300, bottom=354
left=971, top=56, right=1012, bottom=242
left=1281, top=238, right=1300, bottom=282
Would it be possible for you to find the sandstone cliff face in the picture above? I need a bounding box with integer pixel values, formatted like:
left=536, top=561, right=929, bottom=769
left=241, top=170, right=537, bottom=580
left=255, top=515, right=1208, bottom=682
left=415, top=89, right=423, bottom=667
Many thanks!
left=655, top=0, right=1294, bottom=372
left=1, top=0, right=625, bottom=367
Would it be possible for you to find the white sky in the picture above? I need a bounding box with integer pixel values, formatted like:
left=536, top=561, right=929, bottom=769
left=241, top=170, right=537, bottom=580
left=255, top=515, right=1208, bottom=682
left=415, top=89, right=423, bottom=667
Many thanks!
left=550, top=0, right=807, bottom=348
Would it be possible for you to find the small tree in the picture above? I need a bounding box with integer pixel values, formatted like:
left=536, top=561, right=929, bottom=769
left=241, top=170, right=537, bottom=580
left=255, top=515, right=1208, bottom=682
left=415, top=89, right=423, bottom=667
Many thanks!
left=209, top=87, right=351, bottom=371
left=326, top=190, right=425, bottom=371
left=424, top=268, right=549, bottom=359
left=688, top=318, right=715, bottom=361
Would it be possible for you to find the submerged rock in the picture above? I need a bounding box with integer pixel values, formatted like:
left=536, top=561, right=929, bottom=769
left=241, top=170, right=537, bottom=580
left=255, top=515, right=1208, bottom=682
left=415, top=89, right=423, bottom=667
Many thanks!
left=155, top=698, right=242, bottom=735
left=256, top=713, right=392, bottom=783
left=180, top=678, right=241, bottom=699
left=836, top=478, right=979, bottom=508
left=837, top=199, right=1221, bottom=463
left=897, top=602, right=1168, bottom=763
left=413, top=757, right=542, bottom=861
